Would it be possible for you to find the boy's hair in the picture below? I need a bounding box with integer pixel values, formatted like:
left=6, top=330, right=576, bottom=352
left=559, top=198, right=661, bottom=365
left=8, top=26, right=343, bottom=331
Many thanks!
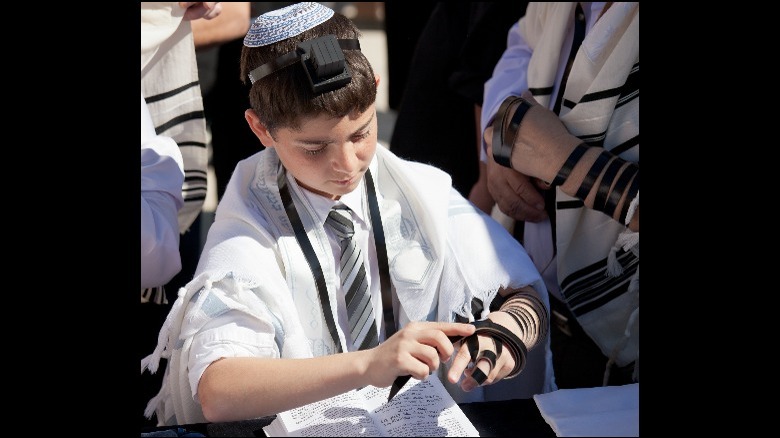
left=240, top=12, right=377, bottom=137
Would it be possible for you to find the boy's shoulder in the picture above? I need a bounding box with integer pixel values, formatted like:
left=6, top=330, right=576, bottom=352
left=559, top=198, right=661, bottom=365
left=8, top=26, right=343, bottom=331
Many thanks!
left=220, top=149, right=276, bottom=206
left=377, top=146, right=452, bottom=181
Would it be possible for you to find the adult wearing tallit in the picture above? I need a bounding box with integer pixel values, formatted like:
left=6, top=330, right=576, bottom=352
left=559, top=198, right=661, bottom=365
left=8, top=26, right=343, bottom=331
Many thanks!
left=141, top=2, right=217, bottom=239
left=142, top=3, right=555, bottom=426
left=477, top=2, right=639, bottom=388
left=140, top=2, right=223, bottom=428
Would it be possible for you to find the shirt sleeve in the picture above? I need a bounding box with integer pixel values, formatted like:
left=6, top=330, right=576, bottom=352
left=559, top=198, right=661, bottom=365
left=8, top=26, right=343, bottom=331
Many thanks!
left=479, top=21, right=533, bottom=163
left=186, top=279, right=281, bottom=402
left=440, top=187, right=546, bottom=319
left=141, top=93, right=186, bottom=288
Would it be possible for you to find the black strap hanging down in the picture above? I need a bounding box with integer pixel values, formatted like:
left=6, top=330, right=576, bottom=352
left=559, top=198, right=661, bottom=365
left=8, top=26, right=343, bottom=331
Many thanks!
left=277, top=168, right=393, bottom=353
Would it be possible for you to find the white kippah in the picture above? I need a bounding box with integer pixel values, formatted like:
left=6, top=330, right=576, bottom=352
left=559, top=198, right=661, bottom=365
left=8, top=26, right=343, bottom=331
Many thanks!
left=243, top=2, right=335, bottom=47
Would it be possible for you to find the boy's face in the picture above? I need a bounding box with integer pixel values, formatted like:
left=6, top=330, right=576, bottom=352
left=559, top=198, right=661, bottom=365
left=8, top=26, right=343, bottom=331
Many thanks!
left=251, top=105, right=378, bottom=200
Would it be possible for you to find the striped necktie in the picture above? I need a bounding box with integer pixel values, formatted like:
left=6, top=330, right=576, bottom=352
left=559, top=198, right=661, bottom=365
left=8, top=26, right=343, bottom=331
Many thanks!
left=326, top=205, right=379, bottom=351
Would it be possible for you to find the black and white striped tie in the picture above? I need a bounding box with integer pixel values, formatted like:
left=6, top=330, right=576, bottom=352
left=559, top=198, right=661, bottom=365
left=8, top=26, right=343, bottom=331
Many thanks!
left=326, top=205, right=379, bottom=351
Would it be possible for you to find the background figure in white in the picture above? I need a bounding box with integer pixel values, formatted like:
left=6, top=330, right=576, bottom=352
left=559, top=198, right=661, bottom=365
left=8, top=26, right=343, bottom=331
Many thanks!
left=140, top=2, right=223, bottom=427
left=141, top=2, right=211, bottom=239
left=141, top=93, right=185, bottom=290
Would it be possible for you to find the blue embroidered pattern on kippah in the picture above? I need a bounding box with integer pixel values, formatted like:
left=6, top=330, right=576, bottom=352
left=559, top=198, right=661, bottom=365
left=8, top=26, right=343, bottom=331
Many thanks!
left=243, top=2, right=335, bottom=47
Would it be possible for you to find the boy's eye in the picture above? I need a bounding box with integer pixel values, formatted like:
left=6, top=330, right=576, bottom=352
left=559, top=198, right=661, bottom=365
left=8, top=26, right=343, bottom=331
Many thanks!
left=300, top=131, right=370, bottom=156
left=353, top=131, right=370, bottom=141
left=303, top=146, right=326, bottom=156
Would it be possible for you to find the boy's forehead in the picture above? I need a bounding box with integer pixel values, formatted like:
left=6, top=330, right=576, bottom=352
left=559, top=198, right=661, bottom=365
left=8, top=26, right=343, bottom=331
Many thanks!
left=243, top=2, right=334, bottom=47
left=280, top=107, right=377, bottom=136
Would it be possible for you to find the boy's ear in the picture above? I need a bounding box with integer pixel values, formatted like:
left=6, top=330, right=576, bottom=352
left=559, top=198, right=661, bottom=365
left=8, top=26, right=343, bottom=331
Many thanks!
left=374, top=74, right=380, bottom=88
left=245, top=109, right=274, bottom=147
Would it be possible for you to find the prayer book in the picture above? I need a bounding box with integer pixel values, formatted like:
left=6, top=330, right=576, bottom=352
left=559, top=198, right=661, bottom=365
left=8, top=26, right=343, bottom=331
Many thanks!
left=263, top=374, right=480, bottom=437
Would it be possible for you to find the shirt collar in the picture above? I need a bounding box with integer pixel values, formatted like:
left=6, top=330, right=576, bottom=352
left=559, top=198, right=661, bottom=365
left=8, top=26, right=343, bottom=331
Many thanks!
left=291, top=174, right=368, bottom=227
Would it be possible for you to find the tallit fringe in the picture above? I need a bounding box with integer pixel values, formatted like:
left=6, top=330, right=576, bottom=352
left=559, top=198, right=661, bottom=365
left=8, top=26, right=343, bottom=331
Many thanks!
left=141, top=286, right=169, bottom=305
left=625, top=192, right=640, bottom=226
left=141, top=290, right=185, bottom=374
left=606, top=231, right=639, bottom=276
left=602, top=265, right=639, bottom=385
left=141, top=293, right=187, bottom=420
left=144, top=387, right=166, bottom=419
left=606, top=192, right=640, bottom=277
left=141, top=277, right=217, bottom=422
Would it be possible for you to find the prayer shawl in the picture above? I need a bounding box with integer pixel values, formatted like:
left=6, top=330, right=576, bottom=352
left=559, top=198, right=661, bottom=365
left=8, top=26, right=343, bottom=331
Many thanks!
left=141, top=3, right=208, bottom=235
left=142, top=146, right=555, bottom=425
left=522, top=3, right=639, bottom=374
left=141, top=3, right=208, bottom=305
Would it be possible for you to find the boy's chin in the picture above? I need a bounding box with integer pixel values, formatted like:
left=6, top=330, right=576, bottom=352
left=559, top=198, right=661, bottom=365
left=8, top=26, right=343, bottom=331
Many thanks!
left=302, top=184, right=355, bottom=201
left=295, top=176, right=362, bottom=200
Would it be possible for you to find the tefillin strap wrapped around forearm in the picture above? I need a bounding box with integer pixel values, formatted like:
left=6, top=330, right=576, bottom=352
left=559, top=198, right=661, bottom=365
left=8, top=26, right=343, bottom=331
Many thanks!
left=247, top=35, right=361, bottom=94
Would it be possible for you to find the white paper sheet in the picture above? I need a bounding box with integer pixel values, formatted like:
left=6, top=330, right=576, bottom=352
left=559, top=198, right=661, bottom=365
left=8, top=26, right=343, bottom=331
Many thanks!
left=533, top=383, right=638, bottom=437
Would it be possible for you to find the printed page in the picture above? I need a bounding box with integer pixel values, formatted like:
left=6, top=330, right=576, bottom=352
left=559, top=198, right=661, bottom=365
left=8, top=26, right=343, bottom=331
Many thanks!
left=263, top=389, right=383, bottom=437
left=359, top=376, right=480, bottom=437
left=263, top=375, right=479, bottom=437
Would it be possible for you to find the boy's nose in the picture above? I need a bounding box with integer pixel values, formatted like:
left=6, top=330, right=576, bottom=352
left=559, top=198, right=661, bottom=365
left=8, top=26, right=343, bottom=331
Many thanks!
left=332, top=143, right=359, bottom=172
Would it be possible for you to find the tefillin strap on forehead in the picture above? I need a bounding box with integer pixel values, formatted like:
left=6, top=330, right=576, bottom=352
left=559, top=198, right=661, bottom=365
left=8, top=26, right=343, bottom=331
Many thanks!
left=248, top=35, right=361, bottom=95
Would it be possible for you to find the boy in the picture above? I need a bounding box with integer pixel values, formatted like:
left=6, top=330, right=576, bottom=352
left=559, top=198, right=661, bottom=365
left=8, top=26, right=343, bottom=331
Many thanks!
left=142, top=3, right=554, bottom=426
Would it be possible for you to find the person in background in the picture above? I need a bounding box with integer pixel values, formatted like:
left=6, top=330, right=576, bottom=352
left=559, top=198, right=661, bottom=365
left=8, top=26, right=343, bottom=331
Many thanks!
left=142, top=3, right=554, bottom=426
left=474, top=2, right=639, bottom=388
left=141, top=2, right=217, bottom=242
left=382, top=1, right=437, bottom=112
left=389, top=2, right=528, bottom=205
left=140, top=2, right=224, bottom=428
left=190, top=1, right=250, bottom=50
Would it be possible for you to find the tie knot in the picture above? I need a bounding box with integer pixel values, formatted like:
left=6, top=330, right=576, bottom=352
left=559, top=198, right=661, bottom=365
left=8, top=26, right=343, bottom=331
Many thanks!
left=326, top=206, right=354, bottom=240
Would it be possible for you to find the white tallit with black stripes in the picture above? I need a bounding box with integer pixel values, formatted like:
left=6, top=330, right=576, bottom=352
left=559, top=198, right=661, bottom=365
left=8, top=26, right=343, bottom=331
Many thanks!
left=523, top=2, right=639, bottom=376
left=141, top=3, right=208, bottom=235
left=141, top=3, right=209, bottom=304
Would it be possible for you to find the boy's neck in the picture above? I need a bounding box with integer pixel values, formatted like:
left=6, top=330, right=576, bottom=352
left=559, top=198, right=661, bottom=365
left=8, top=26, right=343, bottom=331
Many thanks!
left=295, top=177, right=341, bottom=200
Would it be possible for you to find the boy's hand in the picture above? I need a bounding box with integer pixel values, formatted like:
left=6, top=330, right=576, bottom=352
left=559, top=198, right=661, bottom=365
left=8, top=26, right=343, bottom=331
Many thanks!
left=448, top=312, right=520, bottom=392
left=364, top=321, right=475, bottom=388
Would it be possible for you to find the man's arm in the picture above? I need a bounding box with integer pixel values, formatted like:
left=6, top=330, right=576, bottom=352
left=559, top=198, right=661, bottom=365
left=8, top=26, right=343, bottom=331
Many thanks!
left=190, top=2, right=250, bottom=49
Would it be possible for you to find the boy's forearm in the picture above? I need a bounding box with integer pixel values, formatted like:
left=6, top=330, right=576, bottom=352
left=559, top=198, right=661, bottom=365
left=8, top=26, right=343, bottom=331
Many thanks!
left=197, top=352, right=372, bottom=422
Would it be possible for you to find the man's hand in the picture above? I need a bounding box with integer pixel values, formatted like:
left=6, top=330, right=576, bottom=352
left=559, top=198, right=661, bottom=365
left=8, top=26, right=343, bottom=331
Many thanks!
left=180, top=2, right=222, bottom=21
left=484, top=139, right=548, bottom=223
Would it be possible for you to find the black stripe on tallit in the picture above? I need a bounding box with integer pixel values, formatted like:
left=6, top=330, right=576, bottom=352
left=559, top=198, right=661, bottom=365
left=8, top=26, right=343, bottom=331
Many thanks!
left=560, top=249, right=638, bottom=316
left=144, top=81, right=200, bottom=104
left=177, top=141, right=207, bottom=148
left=529, top=86, right=554, bottom=97
left=609, top=134, right=639, bottom=156
left=155, top=111, right=206, bottom=136
left=562, top=61, right=639, bottom=110
left=615, top=62, right=639, bottom=109
left=556, top=199, right=584, bottom=210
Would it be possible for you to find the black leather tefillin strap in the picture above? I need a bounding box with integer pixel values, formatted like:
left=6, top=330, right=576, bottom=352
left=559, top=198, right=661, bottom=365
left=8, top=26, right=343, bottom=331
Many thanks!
left=277, top=168, right=394, bottom=354
left=461, top=319, right=528, bottom=379
left=248, top=35, right=362, bottom=95
left=388, top=318, right=528, bottom=400
left=491, top=96, right=533, bottom=169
